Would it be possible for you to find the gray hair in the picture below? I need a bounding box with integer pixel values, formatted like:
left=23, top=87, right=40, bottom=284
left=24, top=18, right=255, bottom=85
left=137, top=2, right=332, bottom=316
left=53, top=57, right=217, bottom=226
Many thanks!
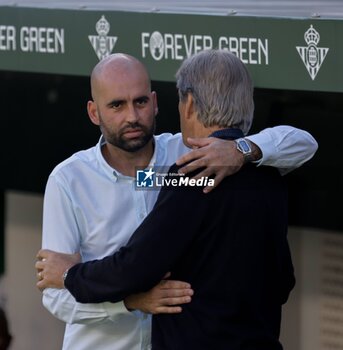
left=176, top=49, right=254, bottom=135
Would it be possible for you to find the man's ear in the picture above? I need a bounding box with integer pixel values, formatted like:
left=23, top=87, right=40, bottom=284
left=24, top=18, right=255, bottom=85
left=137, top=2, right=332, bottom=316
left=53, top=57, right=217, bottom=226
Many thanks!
left=184, top=93, right=196, bottom=121
left=87, top=100, right=100, bottom=126
left=151, top=91, right=159, bottom=116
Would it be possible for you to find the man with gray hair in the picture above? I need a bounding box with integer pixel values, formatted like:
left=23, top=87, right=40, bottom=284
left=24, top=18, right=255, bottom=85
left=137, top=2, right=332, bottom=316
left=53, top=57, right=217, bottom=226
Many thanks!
left=38, top=50, right=296, bottom=349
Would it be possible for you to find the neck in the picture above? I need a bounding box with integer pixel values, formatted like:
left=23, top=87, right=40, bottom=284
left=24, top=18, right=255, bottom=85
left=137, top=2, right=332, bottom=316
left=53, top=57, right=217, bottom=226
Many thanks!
left=193, top=124, right=223, bottom=139
left=102, top=140, right=154, bottom=177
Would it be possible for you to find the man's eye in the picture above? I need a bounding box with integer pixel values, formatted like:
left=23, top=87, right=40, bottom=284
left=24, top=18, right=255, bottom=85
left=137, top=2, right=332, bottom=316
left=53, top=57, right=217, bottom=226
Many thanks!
left=111, top=102, right=121, bottom=108
left=136, top=98, right=148, bottom=106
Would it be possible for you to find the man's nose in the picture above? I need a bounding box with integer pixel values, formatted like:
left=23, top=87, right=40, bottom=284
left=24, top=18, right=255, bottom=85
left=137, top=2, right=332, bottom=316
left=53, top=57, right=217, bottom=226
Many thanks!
left=126, top=105, right=139, bottom=123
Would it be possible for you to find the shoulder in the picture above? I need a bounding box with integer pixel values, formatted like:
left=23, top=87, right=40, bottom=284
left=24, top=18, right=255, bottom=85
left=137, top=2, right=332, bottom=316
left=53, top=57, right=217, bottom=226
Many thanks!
left=153, top=164, right=211, bottom=216
left=236, top=163, right=285, bottom=186
left=160, top=163, right=212, bottom=192
left=154, top=132, right=180, bottom=142
left=154, top=133, right=189, bottom=164
left=154, top=132, right=188, bottom=151
left=49, top=145, right=97, bottom=179
left=227, top=165, right=287, bottom=207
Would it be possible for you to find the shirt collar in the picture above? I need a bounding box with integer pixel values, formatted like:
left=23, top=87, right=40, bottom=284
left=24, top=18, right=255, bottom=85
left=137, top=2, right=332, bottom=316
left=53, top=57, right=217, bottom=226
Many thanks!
left=209, top=128, right=244, bottom=140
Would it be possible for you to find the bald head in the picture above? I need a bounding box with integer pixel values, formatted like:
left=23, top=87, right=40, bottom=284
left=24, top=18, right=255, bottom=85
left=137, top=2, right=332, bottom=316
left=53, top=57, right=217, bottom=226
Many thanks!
left=90, top=53, right=151, bottom=101
left=86, top=53, right=157, bottom=155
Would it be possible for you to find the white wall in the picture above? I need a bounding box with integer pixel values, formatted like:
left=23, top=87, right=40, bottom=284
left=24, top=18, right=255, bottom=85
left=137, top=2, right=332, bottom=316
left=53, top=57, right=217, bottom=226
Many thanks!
left=280, top=226, right=302, bottom=350
left=280, top=227, right=343, bottom=350
left=3, top=191, right=64, bottom=350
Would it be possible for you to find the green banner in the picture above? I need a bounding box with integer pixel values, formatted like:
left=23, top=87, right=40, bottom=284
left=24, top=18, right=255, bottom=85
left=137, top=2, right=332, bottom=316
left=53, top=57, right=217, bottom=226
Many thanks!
left=0, top=6, right=342, bottom=92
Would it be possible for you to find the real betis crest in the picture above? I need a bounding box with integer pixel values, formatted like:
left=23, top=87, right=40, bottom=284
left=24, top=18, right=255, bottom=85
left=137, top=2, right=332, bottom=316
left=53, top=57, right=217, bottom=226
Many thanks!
left=89, top=16, right=118, bottom=60
left=296, top=25, right=329, bottom=80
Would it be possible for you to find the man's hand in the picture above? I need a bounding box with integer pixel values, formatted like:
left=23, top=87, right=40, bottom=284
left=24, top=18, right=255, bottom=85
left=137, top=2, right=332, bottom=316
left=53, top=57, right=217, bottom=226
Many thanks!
left=176, top=137, right=254, bottom=193
left=124, top=273, right=194, bottom=314
left=35, top=249, right=81, bottom=291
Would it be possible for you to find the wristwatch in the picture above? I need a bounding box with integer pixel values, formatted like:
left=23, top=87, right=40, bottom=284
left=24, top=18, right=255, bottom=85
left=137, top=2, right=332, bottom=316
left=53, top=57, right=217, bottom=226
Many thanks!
left=234, top=138, right=254, bottom=163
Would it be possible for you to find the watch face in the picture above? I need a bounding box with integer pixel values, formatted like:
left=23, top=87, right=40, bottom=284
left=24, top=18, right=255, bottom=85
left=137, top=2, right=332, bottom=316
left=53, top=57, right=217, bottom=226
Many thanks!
left=238, top=140, right=251, bottom=153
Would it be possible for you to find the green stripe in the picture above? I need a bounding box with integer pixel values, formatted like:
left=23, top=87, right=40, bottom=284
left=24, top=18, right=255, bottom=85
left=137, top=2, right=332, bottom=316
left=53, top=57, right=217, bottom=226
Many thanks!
left=0, top=7, right=342, bottom=92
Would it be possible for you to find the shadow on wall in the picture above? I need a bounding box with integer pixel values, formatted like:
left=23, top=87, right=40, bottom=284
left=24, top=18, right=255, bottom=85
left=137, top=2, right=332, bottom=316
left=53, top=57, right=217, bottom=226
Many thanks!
left=0, top=307, right=12, bottom=350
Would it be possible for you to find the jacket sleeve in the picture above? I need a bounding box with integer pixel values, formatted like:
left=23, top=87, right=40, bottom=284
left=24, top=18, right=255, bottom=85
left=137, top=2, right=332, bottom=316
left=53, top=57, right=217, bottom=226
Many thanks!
left=65, top=174, right=208, bottom=303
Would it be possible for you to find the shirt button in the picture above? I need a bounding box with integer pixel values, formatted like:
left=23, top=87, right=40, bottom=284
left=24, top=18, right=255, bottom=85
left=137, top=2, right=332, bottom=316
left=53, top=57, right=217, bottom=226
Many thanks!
left=112, top=172, right=118, bottom=182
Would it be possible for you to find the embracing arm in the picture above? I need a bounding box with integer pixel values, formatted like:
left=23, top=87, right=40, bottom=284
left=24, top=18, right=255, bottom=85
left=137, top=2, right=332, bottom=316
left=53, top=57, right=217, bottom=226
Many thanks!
left=176, top=125, right=318, bottom=192
left=63, top=182, right=204, bottom=304
left=246, top=125, right=318, bottom=174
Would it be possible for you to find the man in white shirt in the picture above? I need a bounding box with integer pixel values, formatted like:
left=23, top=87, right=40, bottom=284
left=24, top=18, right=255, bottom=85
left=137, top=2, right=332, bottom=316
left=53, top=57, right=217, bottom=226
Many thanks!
left=36, top=53, right=318, bottom=350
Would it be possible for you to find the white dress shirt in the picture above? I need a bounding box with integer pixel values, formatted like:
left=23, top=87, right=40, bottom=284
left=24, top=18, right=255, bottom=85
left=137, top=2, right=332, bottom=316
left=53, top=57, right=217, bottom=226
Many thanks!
left=42, top=127, right=317, bottom=350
